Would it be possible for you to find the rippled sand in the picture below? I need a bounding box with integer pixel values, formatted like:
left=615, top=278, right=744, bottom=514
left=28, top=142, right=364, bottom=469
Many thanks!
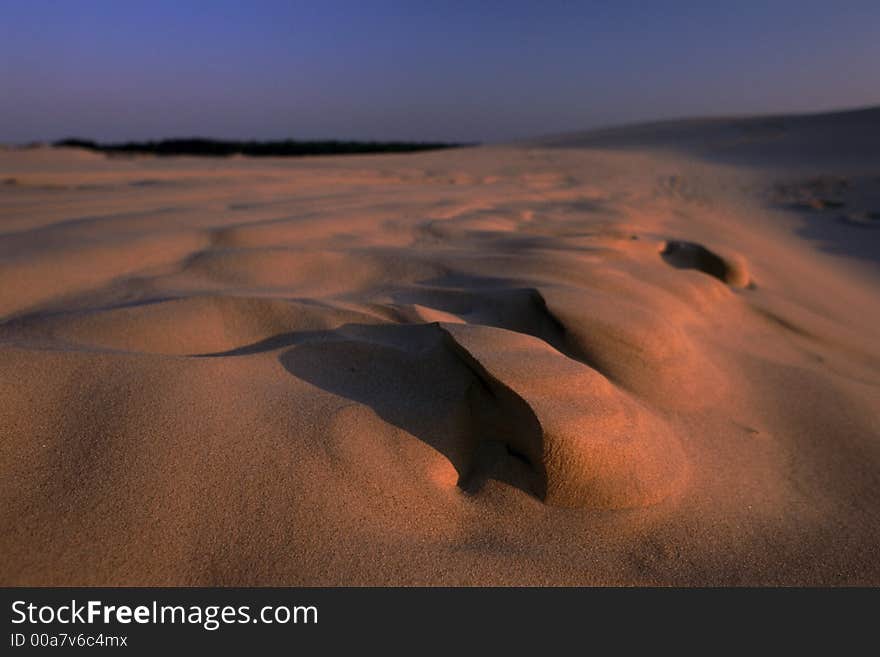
left=2, top=109, right=879, bottom=584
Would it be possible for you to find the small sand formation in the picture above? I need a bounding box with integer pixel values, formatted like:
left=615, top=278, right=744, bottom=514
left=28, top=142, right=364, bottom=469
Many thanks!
left=442, top=323, right=687, bottom=509
left=660, top=240, right=751, bottom=288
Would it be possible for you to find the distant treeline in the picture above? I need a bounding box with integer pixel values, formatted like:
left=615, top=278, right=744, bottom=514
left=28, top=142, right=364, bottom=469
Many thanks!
left=53, top=137, right=468, bottom=157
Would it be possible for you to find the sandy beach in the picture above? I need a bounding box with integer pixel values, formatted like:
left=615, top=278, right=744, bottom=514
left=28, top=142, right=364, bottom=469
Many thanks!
left=1, top=108, right=878, bottom=585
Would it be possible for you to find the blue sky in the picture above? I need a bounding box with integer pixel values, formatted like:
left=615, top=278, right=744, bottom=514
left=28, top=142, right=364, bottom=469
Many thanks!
left=1, top=0, right=878, bottom=142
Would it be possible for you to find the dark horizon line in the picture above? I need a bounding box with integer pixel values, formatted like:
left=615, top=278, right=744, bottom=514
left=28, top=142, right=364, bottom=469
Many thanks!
left=47, top=137, right=475, bottom=158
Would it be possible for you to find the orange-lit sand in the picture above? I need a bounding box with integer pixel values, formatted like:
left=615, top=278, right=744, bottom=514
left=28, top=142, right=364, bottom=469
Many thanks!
left=1, top=109, right=879, bottom=585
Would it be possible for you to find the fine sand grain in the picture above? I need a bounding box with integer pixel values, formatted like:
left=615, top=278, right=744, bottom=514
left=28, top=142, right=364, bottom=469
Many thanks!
left=1, top=109, right=879, bottom=585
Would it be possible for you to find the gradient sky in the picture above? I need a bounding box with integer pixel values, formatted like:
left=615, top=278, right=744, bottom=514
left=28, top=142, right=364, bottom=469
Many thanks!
left=2, top=0, right=879, bottom=143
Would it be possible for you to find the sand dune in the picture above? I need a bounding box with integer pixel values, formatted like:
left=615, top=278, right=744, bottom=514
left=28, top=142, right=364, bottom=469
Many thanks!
left=534, top=106, right=880, bottom=168
left=1, top=109, right=879, bottom=585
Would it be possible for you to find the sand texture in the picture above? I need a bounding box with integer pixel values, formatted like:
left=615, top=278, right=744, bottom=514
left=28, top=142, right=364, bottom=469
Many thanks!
left=1, top=109, right=879, bottom=585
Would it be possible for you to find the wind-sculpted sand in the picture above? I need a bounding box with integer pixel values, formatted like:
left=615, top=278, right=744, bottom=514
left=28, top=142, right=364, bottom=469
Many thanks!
left=1, top=109, right=879, bottom=585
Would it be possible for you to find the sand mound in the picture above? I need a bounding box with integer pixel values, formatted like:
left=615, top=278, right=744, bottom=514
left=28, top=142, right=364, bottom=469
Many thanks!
left=442, top=323, right=686, bottom=509
left=0, top=296, right=388, bottom=356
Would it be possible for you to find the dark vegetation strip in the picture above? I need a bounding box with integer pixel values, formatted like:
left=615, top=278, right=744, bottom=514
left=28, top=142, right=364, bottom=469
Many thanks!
left=53, top=137, right=470, bottom=157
